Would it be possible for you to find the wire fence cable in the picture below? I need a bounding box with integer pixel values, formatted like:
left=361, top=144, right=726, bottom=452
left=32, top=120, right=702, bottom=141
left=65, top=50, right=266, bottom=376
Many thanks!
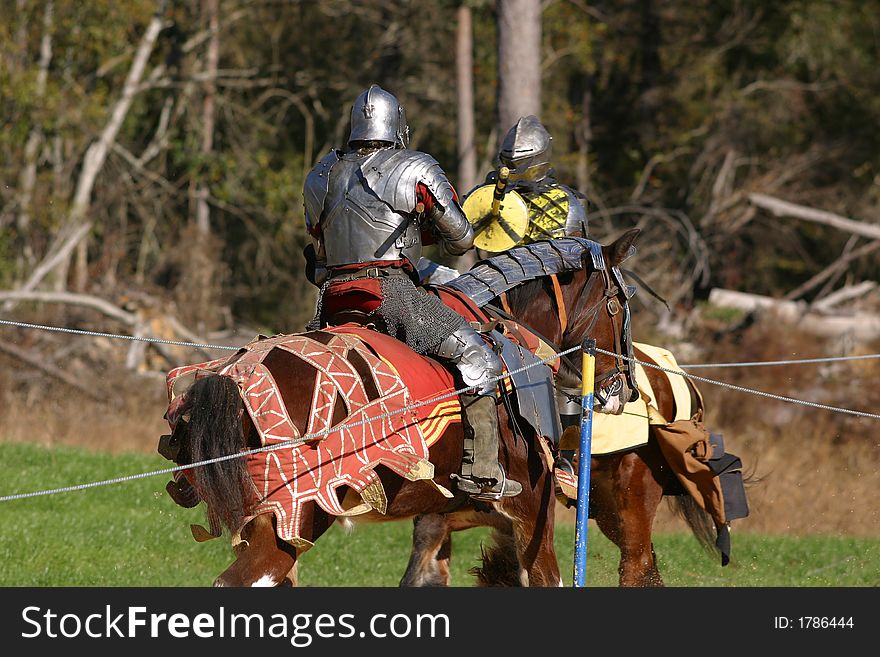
left=0, top=318, right=240, bottom=351
left=1, top=319, right=879, bottom=503
left=597, top=347, right=880, bottom=420
left=2, top=317, right=878, bottom=367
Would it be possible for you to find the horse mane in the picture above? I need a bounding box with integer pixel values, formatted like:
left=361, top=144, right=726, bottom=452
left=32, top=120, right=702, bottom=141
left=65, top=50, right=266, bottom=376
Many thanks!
left=445, top=237, right=600, bottom=308
left=184, top=374, right=253, bottom=535
left=503, top=278, right=545, bottom=312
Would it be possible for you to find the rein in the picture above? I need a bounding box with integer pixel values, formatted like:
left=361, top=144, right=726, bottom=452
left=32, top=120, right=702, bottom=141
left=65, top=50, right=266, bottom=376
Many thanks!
left=549, top=274, right=569, bottom=334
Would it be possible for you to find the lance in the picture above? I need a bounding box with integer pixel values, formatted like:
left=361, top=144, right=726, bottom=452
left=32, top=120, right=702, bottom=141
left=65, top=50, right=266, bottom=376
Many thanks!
left=490, top=166, right=511, bottom=219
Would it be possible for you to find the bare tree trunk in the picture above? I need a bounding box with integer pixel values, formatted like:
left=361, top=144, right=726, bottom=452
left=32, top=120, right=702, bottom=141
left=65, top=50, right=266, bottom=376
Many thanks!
left=496, top=0, right=541, bottom=147
left=455, top=2, right=478, bottom=273
left=194, top=0, right=219, bottom=236
left=574, top=75, right=593, bottom=197
left=17, top=0, right=53, bottom=250
left=183, top=0, right=223, bottom=335
left=637, top=0, right=661, bottom=145
left=7, top=8, right=166, bottom=306
left=14, top=0, right=28, bottom=67
left=456, top=3, right=477, bottom=195
left=73, top=239, right=88, bottom=292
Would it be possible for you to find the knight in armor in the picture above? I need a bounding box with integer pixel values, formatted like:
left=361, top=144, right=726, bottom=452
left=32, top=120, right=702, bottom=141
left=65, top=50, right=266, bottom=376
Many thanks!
left=480, top=114, right=589, bottom=242
left=465, top=115, right=594, bottom=476
left=302, top=84, right=522, bottom=500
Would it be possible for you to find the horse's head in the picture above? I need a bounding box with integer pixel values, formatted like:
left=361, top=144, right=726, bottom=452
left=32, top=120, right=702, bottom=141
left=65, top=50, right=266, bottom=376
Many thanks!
left=157, top=374, right=257, bottom=535
left=159, top=394, right=193, bottom=464
left=562, top=228, right=640, bottom=415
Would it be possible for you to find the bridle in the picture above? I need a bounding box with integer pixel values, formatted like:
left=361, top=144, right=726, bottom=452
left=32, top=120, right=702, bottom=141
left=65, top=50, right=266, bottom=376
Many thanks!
left=481, top=241, right=638, bottom=407
left=559, top=257, right=638, bottom=406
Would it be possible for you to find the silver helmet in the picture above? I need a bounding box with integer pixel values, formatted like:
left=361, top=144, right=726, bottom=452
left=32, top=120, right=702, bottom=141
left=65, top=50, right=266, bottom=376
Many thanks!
left=497, top=115, right=553, bottom=181
left=348, top=84, right=410, bottom=148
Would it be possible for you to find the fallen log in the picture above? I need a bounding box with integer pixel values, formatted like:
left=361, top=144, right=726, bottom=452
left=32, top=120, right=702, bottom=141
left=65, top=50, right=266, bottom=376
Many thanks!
left=0, top=289, right=212, bottom=370
left=707, top=287, right=880, bottom=343
left=748, top=193, right=880, bottom=240
left=0, top=341, right=104, bottom=402
left=811, top=281, right=877, bottom=312
left=0, top=290, right=137, bottom=325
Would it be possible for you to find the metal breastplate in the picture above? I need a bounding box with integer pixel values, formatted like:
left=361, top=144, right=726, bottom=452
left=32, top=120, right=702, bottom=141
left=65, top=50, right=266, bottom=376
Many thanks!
left=519, top=184, right=588, bottom=240
left=319, top=151, right=422, bottom=267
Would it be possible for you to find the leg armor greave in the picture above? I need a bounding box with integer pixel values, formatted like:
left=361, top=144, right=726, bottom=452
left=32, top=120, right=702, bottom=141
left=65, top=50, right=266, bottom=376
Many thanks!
left=556, top=385, right=583, bottom=432
left=430, top=326, right=503, bottom=396
left=554, top=385, right=580, bottom=477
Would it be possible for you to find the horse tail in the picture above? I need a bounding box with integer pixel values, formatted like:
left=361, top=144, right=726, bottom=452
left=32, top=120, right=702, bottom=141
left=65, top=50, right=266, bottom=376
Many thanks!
left=186, top=374, right=253, bottom=536
left=667, top=495, right=719, bottom=557
left=469, top=529, right=522, bottom=587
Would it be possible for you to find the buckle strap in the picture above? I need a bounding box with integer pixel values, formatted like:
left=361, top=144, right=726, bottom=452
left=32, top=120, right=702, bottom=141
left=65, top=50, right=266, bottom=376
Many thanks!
left=328, top=266, right=408, bottom=281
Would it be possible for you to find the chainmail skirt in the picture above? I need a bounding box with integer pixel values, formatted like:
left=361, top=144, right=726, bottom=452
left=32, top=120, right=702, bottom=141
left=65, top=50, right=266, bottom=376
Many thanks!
left=308, top=275, right=467, bottom=355
left=375, top=276, right=468, bottom=354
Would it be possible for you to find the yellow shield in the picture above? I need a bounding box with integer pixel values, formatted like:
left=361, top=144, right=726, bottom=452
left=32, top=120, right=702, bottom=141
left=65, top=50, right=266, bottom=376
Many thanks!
left=462, top=184, right=530, bottom=252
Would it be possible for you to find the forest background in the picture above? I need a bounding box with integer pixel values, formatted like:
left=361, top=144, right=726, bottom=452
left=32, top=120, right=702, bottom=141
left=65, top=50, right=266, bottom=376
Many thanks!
left=0, top=0, right=878, bottom=540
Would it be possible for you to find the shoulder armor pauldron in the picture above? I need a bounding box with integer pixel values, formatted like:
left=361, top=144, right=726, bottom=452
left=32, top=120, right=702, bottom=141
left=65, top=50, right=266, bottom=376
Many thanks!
left=361, top=149, right=456, bottom=211
left=303, top=149, right=341, bottom=230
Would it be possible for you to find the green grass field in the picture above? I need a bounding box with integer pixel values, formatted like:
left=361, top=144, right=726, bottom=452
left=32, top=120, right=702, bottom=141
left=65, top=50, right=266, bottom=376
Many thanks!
left=0, top=442, right=877, bottom=587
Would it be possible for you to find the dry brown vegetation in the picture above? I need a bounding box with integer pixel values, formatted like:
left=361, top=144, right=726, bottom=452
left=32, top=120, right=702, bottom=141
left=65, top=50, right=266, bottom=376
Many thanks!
left=0, top=305, right=203, bottom=454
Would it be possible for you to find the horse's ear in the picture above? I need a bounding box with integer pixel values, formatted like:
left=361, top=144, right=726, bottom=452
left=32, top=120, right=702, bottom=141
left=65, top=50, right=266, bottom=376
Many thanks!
left=606, top=228, right=640, bottom=268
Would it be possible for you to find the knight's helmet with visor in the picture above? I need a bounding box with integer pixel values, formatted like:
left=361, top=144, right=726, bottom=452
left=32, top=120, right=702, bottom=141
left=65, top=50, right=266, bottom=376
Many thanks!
left=496, top=115, right=553, bottom=182
left=348, top=84, right=410, bottom=148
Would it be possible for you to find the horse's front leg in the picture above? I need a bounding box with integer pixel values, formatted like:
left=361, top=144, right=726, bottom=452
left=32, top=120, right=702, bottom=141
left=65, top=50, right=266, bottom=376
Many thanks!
left=613, top=451, right=665, bottom=587
left=399, top=510, right=513, bottom=586
left=504, top=474, right=562, bottom=587
left=400, top=514, right=453, bottom=587
left=214, top=513, right=297, bottom=587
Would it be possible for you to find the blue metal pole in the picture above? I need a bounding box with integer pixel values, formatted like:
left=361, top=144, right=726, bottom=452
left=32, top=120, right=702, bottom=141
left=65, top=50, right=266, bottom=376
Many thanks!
left=573, top=337, right=596, bottom=587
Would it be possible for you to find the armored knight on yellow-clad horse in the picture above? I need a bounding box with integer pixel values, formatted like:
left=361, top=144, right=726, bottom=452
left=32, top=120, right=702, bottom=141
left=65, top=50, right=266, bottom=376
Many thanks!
left=404, top=115, right=749, bottom=587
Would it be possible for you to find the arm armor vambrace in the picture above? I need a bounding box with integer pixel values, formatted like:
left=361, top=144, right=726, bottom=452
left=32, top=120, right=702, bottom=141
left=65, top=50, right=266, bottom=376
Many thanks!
left=426, top=201, right=474, bottom=256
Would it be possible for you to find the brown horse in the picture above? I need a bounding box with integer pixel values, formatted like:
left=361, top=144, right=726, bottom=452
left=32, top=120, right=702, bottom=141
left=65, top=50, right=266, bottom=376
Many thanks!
left=158, top=230, right=641, bottom=587
left=400, top=271, right=722, bottom=588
